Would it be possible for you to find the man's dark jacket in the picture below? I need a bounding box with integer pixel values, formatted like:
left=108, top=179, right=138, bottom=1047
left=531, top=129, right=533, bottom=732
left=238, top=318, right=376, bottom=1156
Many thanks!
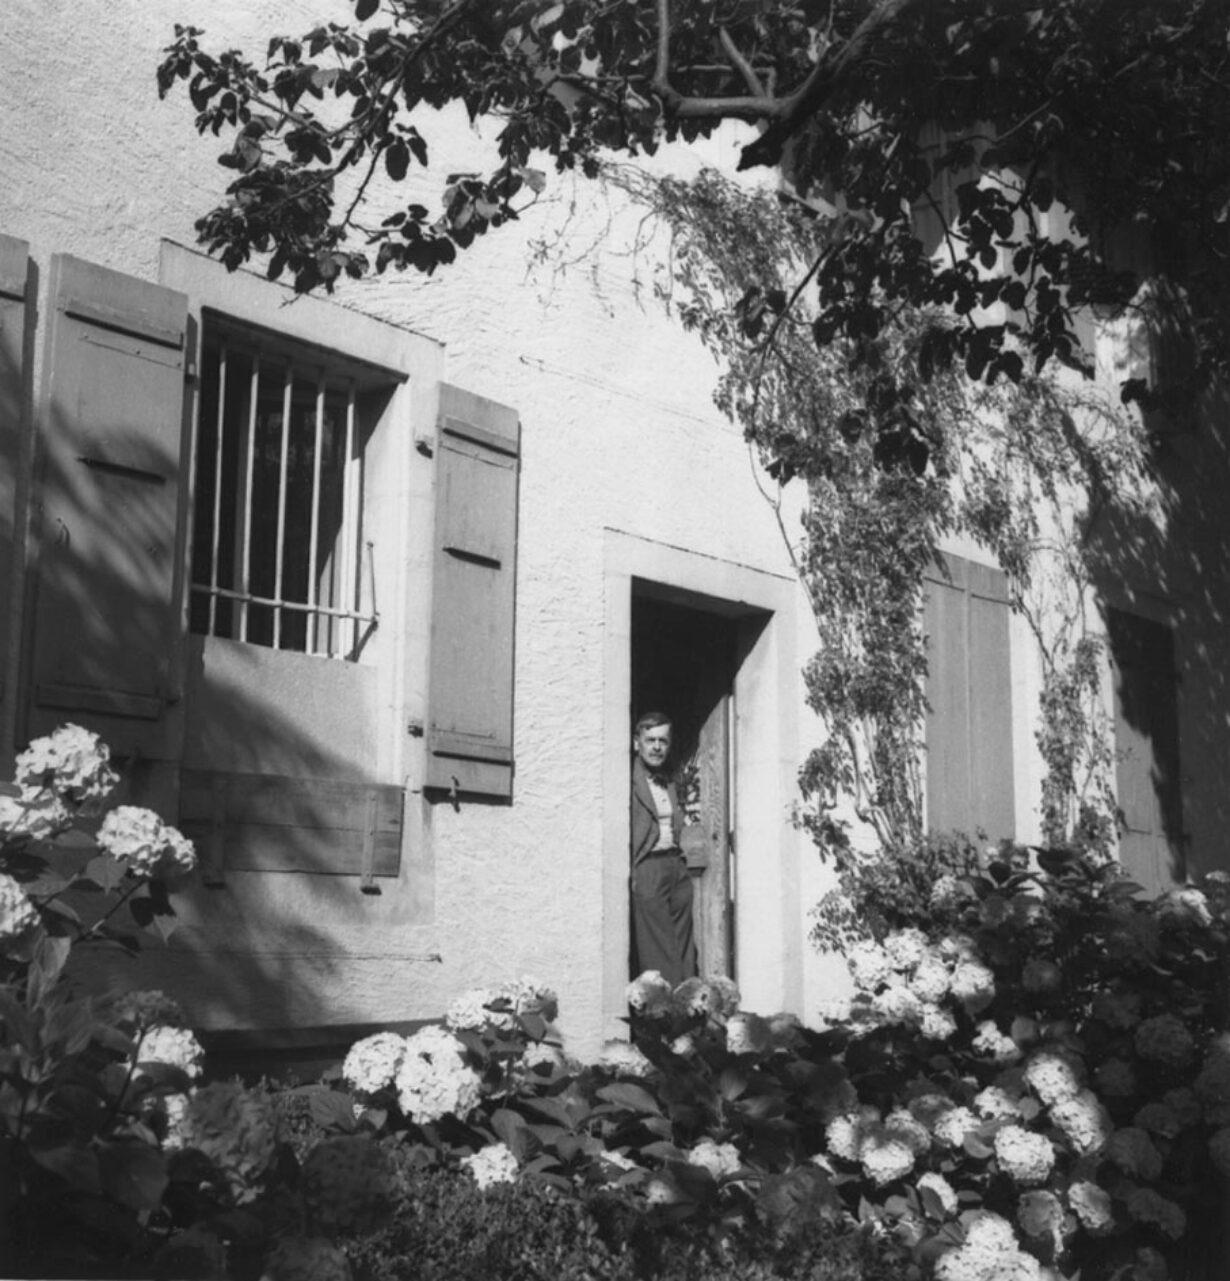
left=630, top=756, right=684, bottom=865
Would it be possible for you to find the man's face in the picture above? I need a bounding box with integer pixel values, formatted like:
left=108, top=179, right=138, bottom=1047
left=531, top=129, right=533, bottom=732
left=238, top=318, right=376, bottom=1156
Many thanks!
left=634, top=723, right=672, bottom=771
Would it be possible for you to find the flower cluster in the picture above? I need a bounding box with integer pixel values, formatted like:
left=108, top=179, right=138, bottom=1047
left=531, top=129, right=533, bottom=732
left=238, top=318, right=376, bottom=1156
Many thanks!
left=686, top=1137, right=741, bottom=1179
left=0, top=787, right=70, bottom=841
left=342, top=1031, right=411, bottom=1095
left=136, top=1024, right=205, bottom=1080
left=847, top=928, right=994, bottom=1036
left=14, top=723, right=118, bottom=810
left=444, top=975, right=559, bottom=1032
left=111, top=988, right=185, bottom=1031
left=461, top=1141, right=519, bottom=1189
left=96, top=805, right=197, bottom=880
left=935, top=1211, right=1041, bottom=1281
left=394, top=1025, right=482, bottom=1125
left=0, top=870, right=39, bottom=945
left=625, top=970, right=741, bottom=1024
left=300, top=1134, right=395, bottom=1234
left=176, top=1081, right=277, bottom=1204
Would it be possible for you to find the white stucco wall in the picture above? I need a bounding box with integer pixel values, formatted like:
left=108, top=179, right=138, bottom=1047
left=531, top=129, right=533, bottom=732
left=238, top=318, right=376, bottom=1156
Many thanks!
left=3, top=0, right=851, bottom=1055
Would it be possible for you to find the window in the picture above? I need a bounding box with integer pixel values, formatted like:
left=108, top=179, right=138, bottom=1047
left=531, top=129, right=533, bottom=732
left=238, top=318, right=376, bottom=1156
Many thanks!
left=189, top=314, right=394, bottom=661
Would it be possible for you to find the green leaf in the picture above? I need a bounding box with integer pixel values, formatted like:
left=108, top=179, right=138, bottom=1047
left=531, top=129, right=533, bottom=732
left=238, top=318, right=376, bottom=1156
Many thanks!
left=27, top=934, right=72, bottom=1007
left=596, top=1082, right=662, bottom=1115
left=29, top=1142, right=101, bottom=1193
left=307, top=1085, right=357, bottom=1134
left=99, top=1140, right=168, bottom=1210
left=354, top=0, right=379, bottom=19
left=84, top=854, right=127, bottom=893
left=490, top=1107, right=531, bottom=1160
left=385, top=140, right=409, bottom=182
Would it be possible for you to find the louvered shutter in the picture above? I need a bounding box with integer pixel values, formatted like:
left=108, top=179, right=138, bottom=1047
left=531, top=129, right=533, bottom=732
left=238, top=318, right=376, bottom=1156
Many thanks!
left=0, top=236, right=30, bottom=731
left=924, top=554, right=1015, bottom=840
left=426, top=385, right=520, bottom=797
left=29, top=255, right=189, bottom=757
left=1107, top=608, right=1183, bottom=893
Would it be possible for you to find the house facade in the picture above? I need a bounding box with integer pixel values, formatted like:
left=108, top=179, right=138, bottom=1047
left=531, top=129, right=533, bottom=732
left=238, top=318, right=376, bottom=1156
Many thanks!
left=1, top=0, right=1217, bottom=1061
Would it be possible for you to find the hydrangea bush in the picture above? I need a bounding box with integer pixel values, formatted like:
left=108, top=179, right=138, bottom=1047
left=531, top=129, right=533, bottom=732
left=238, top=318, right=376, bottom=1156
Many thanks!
left=0, top=724, right=200, bottom=1273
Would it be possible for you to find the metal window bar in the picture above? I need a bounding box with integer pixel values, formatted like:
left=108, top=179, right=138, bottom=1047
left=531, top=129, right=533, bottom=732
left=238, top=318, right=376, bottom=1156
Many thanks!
left=341, top=384, right=357, bottom=658
left=237, top=355, right=259, bottom=642
left=306, top=372, right=325, bottom=657
left=272, top=363, right=292, bottom=650
left=190, top=342, right=376, bottom=659
left=208, top=343, right=227, bottom=635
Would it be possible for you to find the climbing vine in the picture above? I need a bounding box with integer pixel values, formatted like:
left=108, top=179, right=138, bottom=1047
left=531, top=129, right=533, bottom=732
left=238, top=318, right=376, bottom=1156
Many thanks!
left=603, top=165, right=1156, bottom=875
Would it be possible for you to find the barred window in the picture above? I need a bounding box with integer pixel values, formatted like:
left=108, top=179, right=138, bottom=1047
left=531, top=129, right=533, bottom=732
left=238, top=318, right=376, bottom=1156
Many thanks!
left=189, top=314, right=391, bottom=659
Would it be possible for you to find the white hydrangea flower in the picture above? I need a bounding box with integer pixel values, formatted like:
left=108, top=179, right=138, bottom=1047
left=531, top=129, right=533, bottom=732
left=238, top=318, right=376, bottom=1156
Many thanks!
left=912, top=955, right=951, bottom=1004
left=1195, top=1037, right=1230, bottom=1123
left=1023, top=1051, right=1082, bottom=1106
left=0, top=871, right=39, bottom=944
left=1134, top=1014, right=1196, bottom=1069
left=601, top=1149, right=638, bottom=1174
left=1209, top=1126, right=1230, bottom=1177
left=883, top=1108, right=930, bottom=1155
left=161, top=1091, right=191, bottom=1150
left=0, top=788, right=72, bottom=841
left=626, top=970, right=675, bottom=1017
left=932, top=1106, right=979, bottom=1147
left=686, top=1137, right=741, bottom=1178
left=137, top=1025, right=204, bottom=1080
left=342, top=1031, right=408, bottom=1095
left=669, top=1033, right=696, bottom=1057
left=825, top=1105, right=880, bottom=1161
left=1092, top=990, right=1141, bottom=1029
left=461, top=1141, right=518, bottom=1189
left=949, top=960, right=995, bottom=1014
left=96, top=806, right=197, bottom=879
left=935, top=1211, right=1041, bottom=1281
left=883, top=927, right=929, bottom=972
left=1094, top=1058, right=1138, bottom=1098
left=1133, top=1102, right=1183, bottom=1139
left=703, top=974, right=741, bottom=1019
left=972, top=1021, right=1021, bottom=1064
left=445, top=987, right=504, bottom=1032
left=519, top=1040, right=568, bottom=1074
left=1051, top=1089, right=1111, bottom=1155
left=1125, top=1187, right=1186, bottom=1240
left=394, top=1025, right=481, bottom=1124
left=994, top=1125, right=1055, bottom=1186
left=847, top=939, right=891, bottom=991
left=860, top=1132, right=915, bottom=1186
left=596, top=1039, right=653, bottom=1078
left=502, top=976, right=559, bottom=1022
left=1163, top=1087, right=1202, bottom=1129
left=920, top=1003, right=958, bottom=1041
left=917, top=1171, right=958, bottom=1217
left=974, top=1086, right=1019, bottom=1120
left=1068, top=1180, right=1114, bottom=1233
left=1106, top=1126, right=1163, bottom=1181
left=928, top=874, right=965, bottom=911
left=725, top=1011, right=772, bottom=1055
left=937, top=934, right=979, bottom=962
left=15, top=724, right=118, bottom=809
left=873, top=983, right=924, bottom=1026
left=1155, top=886, right=1212, bottom=927
left=908, top=1093, right=955, bottom=1128
left=112, top=989, right=184, bottom=1030
left=1017, top=1189, right=1064, bottom=1239
left=1021, top=959, right=1062, bottom=994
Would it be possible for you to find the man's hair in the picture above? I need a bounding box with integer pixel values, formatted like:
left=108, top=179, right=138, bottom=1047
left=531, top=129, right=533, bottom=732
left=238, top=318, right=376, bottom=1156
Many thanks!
left=634, top=710, right=672, bottom=735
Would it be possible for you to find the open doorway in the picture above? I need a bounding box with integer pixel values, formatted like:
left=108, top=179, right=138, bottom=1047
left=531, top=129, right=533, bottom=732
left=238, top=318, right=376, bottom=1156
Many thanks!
left=631, top=586, right=747, bottom=979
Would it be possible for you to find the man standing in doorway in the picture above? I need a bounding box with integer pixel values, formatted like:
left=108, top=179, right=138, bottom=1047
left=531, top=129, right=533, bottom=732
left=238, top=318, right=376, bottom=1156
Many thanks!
left=630, top=711, right=698, bottom=985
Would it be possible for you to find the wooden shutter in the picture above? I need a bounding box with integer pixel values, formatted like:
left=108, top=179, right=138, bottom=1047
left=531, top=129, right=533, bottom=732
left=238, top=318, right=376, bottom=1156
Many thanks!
left=0, top=236, right=30, bottom=735
left=924, top=554, right=1015, bottom=840
left=28, top=255, right=189, bottom=757
left=426, top=384, right=520, bottom=797
left=1107, top=608, right=1183, bottom=894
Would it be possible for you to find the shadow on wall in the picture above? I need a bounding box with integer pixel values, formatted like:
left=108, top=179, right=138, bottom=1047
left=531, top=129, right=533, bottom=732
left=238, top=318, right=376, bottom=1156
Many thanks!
left=21, top=371, right=407, bottom=1037
left=1090, top=384, right=1230, bottom=888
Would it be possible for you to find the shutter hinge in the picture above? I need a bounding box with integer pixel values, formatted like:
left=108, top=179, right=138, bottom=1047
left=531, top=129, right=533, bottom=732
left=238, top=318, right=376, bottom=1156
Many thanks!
left=414, top=435, right=434, bottom=457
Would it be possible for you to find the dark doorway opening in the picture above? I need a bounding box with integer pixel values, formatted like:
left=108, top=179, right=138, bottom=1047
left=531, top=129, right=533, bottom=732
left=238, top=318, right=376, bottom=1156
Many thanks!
left=631, top=587, right=741, bottom=979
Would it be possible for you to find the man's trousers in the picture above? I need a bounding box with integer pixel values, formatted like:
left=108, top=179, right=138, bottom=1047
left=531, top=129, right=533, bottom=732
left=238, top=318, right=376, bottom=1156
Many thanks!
left=630, top=850, right=698, bottom=986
